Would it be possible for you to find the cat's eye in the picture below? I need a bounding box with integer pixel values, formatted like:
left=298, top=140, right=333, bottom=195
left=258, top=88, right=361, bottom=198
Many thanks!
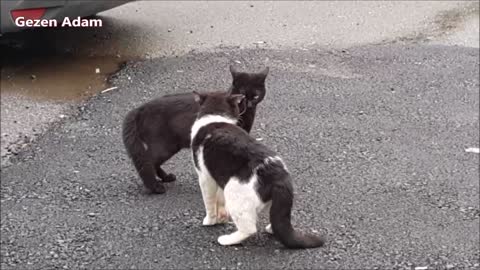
left=253, top=96, right=259, bottom=100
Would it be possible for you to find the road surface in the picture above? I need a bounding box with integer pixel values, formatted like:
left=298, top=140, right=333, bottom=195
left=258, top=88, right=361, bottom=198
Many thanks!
left=1, top=1, right=479, bottom=269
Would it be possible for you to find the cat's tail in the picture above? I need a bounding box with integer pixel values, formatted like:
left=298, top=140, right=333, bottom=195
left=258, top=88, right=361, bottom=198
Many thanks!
left=270, top=175, right=325, bottom=249
left=122, top=108, right=165, bottom=194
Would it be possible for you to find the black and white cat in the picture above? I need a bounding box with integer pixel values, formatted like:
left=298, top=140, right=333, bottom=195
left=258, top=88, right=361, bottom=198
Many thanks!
left=190, top=91, right=325, bottom=248
left=122, top=66, right=269, bottom=194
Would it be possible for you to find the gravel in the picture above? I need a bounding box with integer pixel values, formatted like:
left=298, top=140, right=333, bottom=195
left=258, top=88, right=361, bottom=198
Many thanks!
left=1, top=44, right=479, bottom=269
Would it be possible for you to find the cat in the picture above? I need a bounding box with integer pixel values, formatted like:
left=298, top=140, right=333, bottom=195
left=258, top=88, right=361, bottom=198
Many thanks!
left=190, top=91, right=325, bottom=248
left=122, top=66, right=269, bottom=194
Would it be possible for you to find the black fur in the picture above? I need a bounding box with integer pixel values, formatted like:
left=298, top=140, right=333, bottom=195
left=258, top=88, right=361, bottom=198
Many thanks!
left=122, top=66, right=269, bottom=194
left=191, top=92, right=325, bottom=249
left=228, top=65, right=268, bottom=132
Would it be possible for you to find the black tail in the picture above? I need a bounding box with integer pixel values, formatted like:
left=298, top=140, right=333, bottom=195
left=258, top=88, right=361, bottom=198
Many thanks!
left=122, top=108, right=165, bottom=194
left=270, top=176, right=325, bottom=249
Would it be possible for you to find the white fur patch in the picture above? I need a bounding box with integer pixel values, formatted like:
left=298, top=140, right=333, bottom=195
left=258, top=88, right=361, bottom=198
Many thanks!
left=196, top=146, right=215, bottom=182
left=224, top=176, right=266, bottom=215
left=219, top=175, right=267, bottom=245
left=195, top=146, right=219, bottom=225
left=254, top=155, right=288, bottom=172
left=142, top=142, right=148, bottom=151
left=191, top=114, right=236, bottom=143
left=264, top=156, right=282, bottom=165
left=265, top=224, right=273, bottom=234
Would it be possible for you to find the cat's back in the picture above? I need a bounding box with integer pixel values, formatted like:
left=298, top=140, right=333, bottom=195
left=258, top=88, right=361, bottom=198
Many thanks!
left=141, top=92, right=197, bottom=113
left=133, top=92, right=199, bottom=126
left=202, top=123, right=276, bottom=163
left=195, top=122, right=286, bottom=187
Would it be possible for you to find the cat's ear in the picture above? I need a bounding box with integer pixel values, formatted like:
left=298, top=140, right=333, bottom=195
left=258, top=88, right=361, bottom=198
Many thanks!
left=259, top=67, right=269, bottom=80
left=229, top=94, right=245, bottom=105
left=193, top=91, right=206, bottom=104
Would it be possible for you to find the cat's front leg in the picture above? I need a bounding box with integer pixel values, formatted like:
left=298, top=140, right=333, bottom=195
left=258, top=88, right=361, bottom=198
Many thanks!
left=198, top=173, right=218, bottom=226
left=240, top=108, right=256, bottom=133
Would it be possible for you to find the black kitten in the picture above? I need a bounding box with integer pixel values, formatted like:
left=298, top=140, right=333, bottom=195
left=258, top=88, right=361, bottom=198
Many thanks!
left=122, top=66, right=269, bottom=194
left=190, top=91, right=325, bottom=248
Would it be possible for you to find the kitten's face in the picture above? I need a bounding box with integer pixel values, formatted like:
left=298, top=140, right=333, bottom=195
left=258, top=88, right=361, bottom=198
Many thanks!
left=229, top=66, right=269, bottom=108
left=194, top=91, right=245, bottom=119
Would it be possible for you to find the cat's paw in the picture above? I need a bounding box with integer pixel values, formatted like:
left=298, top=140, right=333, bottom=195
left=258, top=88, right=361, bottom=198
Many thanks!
left=217, top=235, right=234, bottom=246
left=217, top=232, right=248, bottom=246
left=162, top=174, right=177, bottom=183
left=202, top=215, right=217, bottom=226
left=150, top=182, right=166, bottom=194
left=217, top=207, right=230, bottom=224
left=265, top=224, right=273, bottom=234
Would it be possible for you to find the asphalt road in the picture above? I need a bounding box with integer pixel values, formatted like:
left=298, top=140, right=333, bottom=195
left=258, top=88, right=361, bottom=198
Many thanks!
left=1, top=1, right=478, bottom=165
left=1, top=1, right=479, bottom=269
left=1, top=43, right=479, bottom=269
left=52, top=1, right=479, bottom=57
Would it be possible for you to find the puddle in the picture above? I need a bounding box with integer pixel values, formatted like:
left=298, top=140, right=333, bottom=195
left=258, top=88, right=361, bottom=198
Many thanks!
left=0, top=14, right=152, bottom=101
left=1, top=44, right=124, bottom=101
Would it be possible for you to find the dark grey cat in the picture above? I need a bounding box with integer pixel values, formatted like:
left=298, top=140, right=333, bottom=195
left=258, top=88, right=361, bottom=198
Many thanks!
left=190, top=91, right=325, bottom=248
left=122, top=66, right=269, bottom=194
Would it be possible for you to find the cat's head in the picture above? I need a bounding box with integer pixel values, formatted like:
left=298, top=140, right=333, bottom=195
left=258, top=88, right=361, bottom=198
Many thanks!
left=193, top=91, right=245, bottom=120
left=229, top=65, right=269, bottom=108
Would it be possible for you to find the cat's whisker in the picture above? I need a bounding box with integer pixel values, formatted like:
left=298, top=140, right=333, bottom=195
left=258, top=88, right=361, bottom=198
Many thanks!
left=239, top=104, right=247, bottom=116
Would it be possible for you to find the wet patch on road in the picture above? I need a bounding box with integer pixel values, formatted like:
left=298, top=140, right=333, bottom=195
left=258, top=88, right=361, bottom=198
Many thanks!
left=0, top=15, right=147, bottom=101
left=0, top=38, right=126, bottom=167
left=0, top=44, right=123, bottom=101
left=381, top=2, right=479, bottom=45
left=0, top=18, right=141, bottom=165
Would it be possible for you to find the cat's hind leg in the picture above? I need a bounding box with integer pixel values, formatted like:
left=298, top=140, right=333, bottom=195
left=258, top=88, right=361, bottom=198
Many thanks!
left=135, top=161, right=165, bottom=194
left=217, top=204, right=257, bottom=246
left=131, top=149, right=165, bottom=194
left=155, top=165, right=176, bottom=183
left=152, top=143, right=179, bottom=183
left=264, top=202, right=273, bottom=234
left=218, top=180, right=258, bottom=246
